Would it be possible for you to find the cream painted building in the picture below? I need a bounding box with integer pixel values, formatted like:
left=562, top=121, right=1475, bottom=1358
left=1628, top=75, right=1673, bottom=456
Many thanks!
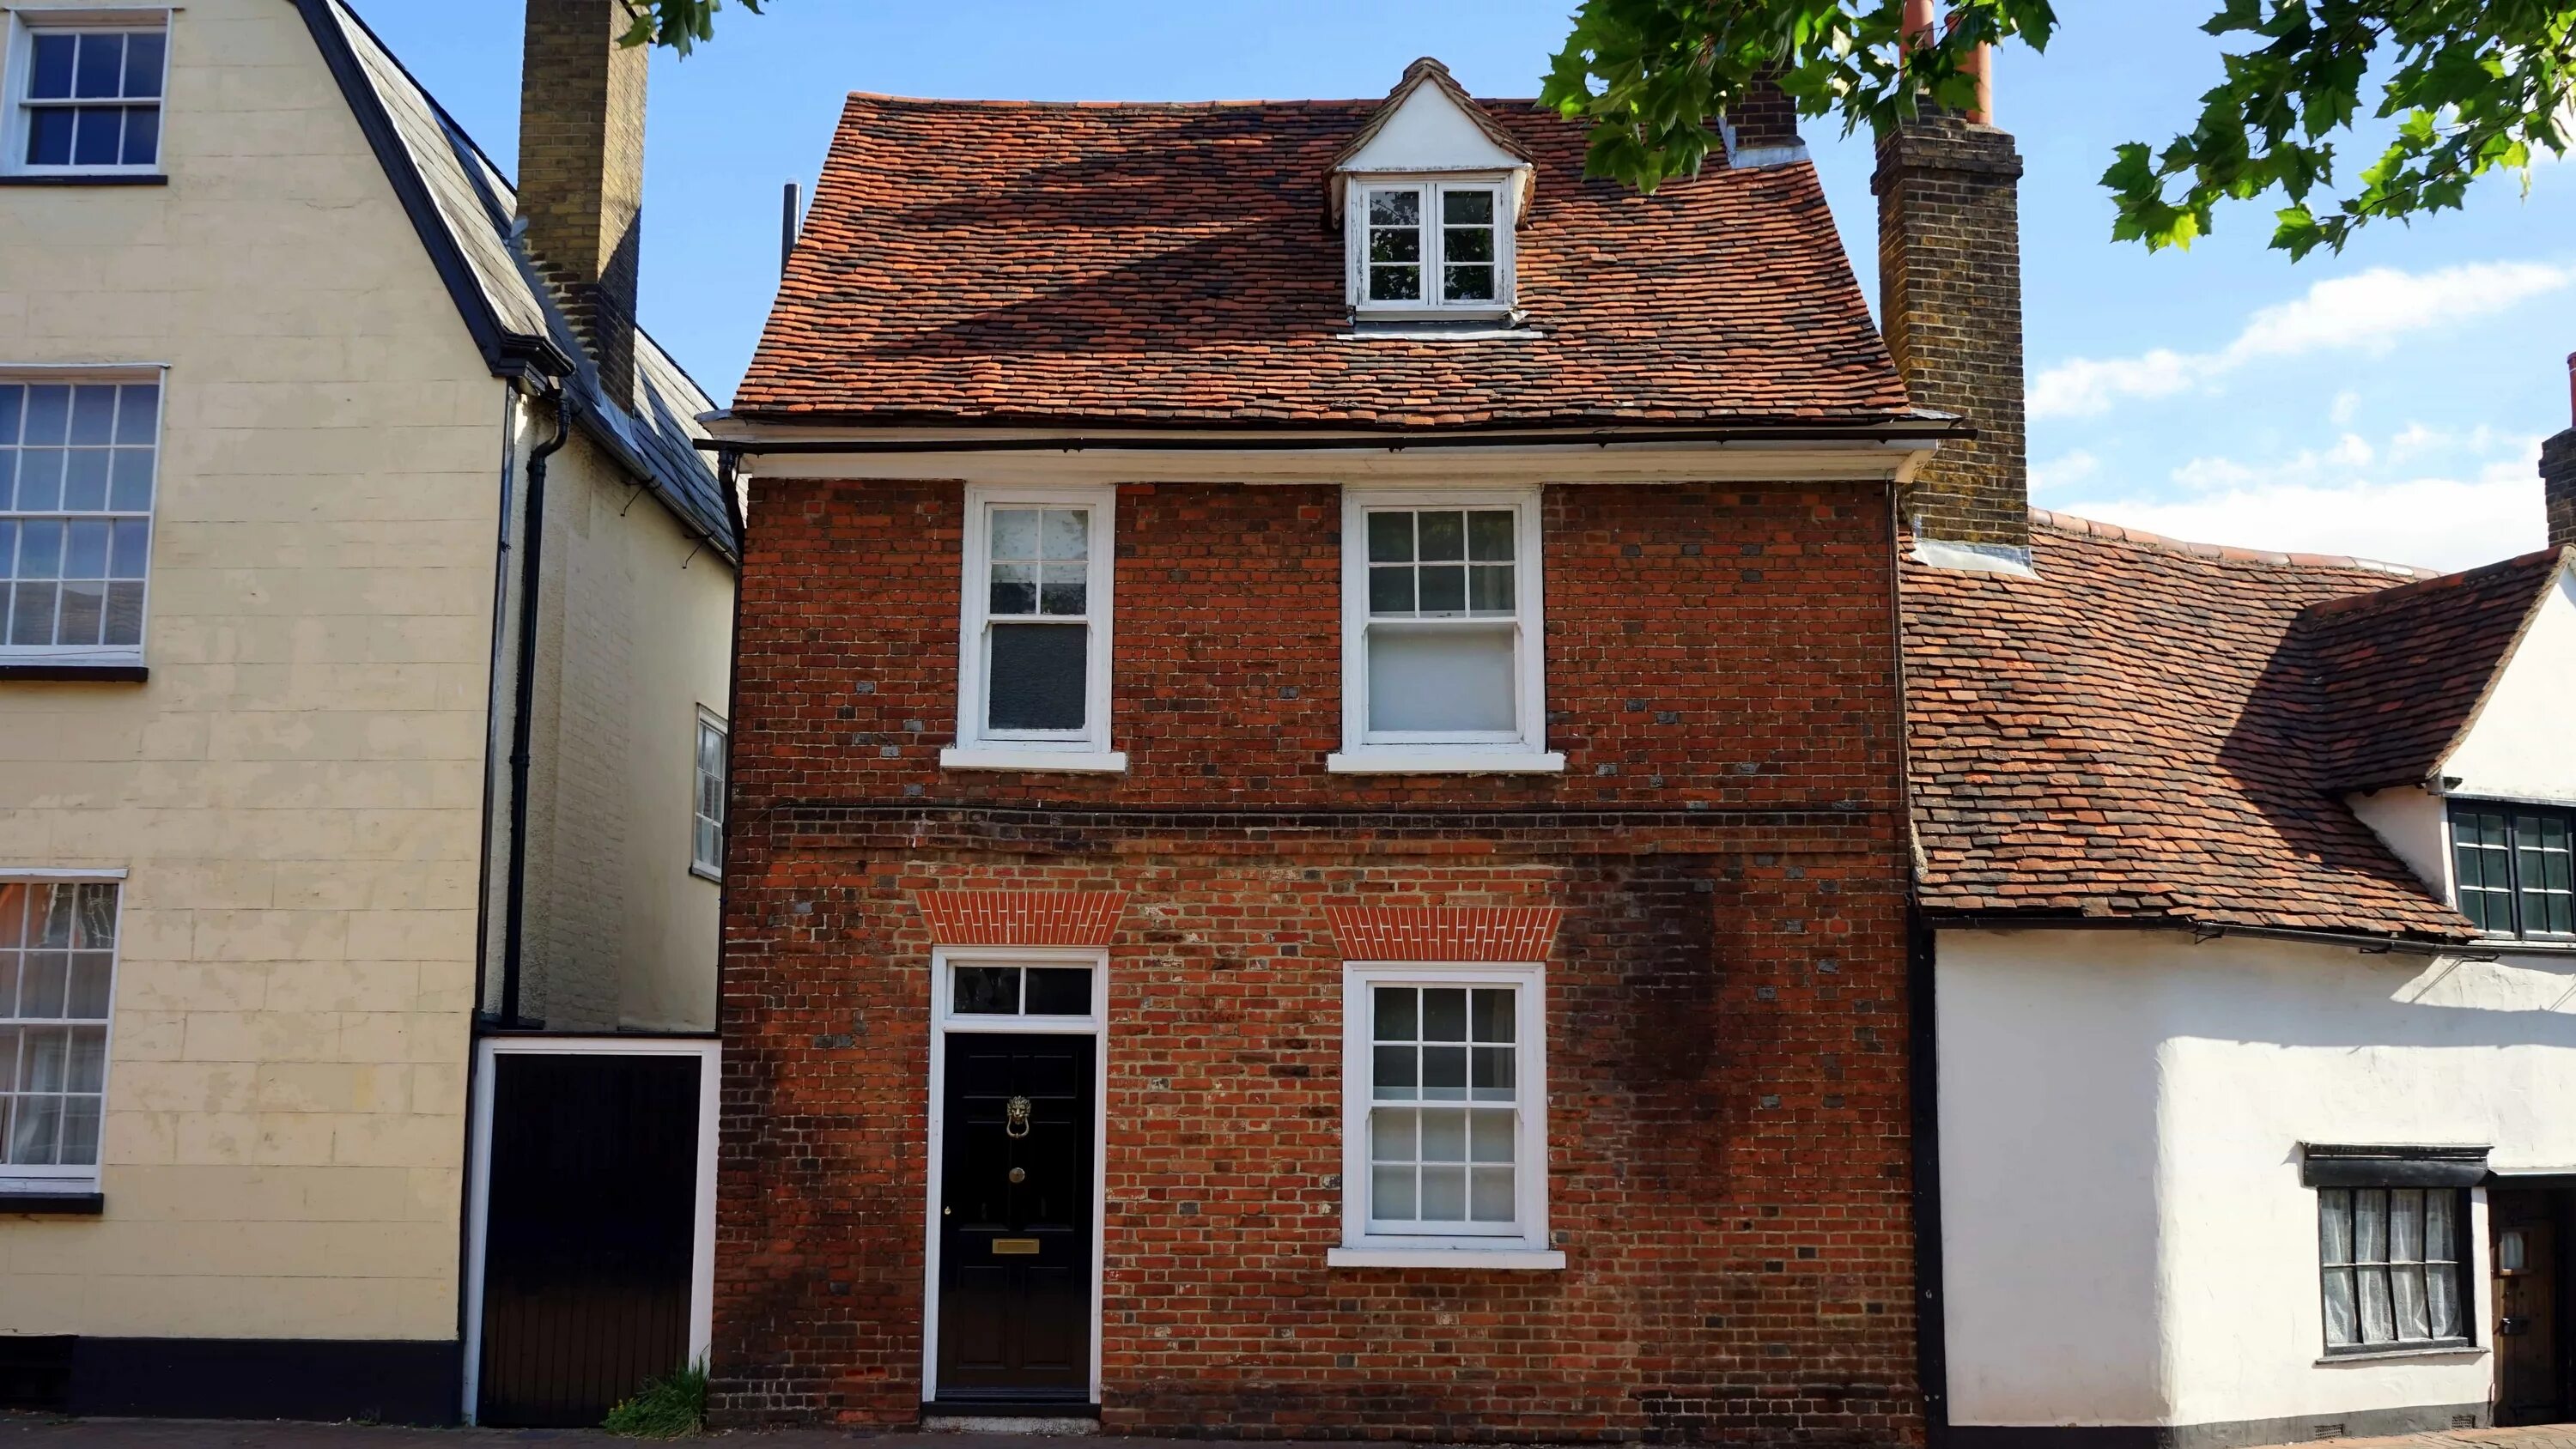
left=0, top=0, right=734, bottom=1425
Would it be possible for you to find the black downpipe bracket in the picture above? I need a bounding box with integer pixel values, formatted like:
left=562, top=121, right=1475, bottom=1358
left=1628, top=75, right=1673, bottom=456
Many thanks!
left=499, top=388, right=572, bottom=1028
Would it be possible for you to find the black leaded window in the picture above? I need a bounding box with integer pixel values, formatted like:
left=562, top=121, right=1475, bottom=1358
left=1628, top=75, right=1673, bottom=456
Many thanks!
left=2318, top=1187, right=2469, bottom=1350
left=2451, top=803, right=2576, bottom=937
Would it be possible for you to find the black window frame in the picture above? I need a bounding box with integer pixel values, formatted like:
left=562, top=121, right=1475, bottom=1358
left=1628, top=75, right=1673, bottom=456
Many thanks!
left=2449, top=802, right=2576, bottom=940
left=2317, top=1184, right=2475, bottom=1356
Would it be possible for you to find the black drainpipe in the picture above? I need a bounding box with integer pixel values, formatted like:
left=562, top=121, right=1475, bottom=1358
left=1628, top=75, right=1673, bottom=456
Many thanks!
left=499, top=386, right=572, bottom=1028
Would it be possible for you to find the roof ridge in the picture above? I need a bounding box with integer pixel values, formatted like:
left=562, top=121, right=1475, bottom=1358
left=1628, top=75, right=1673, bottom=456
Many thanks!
left=2027, top=506, right=2441, bottom=579
left=2300, top=543, right=2572, bottom=619
left=837, top=92, right=1542, bottom=111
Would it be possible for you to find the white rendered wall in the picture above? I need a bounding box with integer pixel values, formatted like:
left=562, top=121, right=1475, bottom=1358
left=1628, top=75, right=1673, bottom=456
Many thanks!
left=2443, top=563, right=2576, bottom=806
left=2348, top=787, right=2451, bottom=900
left=1939, top=926, right=2576, bottom=1431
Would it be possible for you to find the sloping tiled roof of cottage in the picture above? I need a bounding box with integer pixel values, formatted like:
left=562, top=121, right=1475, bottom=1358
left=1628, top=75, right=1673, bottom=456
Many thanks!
left=1904, top=509, right=2571, bottom=943
left=733, top=83, right=1915, bottom=429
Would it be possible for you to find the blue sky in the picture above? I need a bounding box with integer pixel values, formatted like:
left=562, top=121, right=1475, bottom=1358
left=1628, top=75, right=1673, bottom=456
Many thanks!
left=361, top=2, right=2575, bottom=570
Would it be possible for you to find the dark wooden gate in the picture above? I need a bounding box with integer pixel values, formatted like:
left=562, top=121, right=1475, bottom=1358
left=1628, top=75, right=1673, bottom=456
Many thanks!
left=477, top=1051, right=702, bottom=1428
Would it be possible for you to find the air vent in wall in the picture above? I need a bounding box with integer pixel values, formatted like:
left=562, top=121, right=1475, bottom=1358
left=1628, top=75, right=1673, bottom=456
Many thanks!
left=2311, top=1424, right=2348, bottom=1441
left=2454, top=1416, right=2482, bottom=1430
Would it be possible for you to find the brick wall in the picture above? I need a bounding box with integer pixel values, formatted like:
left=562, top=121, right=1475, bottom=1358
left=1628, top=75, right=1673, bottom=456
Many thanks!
left=1873, top=115, right=2027, bottom=554
left=714, top=476, right=1919, bottom=1441
left=517, top=0, right=644, bottom=399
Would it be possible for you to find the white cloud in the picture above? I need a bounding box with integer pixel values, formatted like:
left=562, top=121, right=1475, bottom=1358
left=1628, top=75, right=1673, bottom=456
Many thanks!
left=2056, top=440, right=2549, bottom=573
left=2330, top=390, right=2360, bottom=425
left=2029, top=259, right=2576, bottom=420
left=2029, top=448, right=2099, bottom=497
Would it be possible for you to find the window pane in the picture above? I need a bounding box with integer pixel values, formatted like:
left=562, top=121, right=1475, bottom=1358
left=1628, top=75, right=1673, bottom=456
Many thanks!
left=1036, top=568, right=1085, bottom=617
left=107, top=517, right=147, bottom=576
left=2424, top=1189, right=2455, bottom=1261
left=9, top=583, right=56, bottom=646
left=1368, top=191, right=1420, bottom=228
left=29, top=33, right=76, bottom=100
left=1419, top=1108, right=1467, bottom=1162
left=16, top=451, right=63, bottom=511
left=123, top=32, right=165, bottom=99
left=986, top=621, right=1086, bottom=731
left=74, top=33, right=124, bottom=99
left=1417, top=563, right=1465, bottom=614
left=1420, top=1165, right=1466, bottom=1221
left=109, top=452, right=153, bottom=512
left=1469, top=1166, right=1515, bottom=1222
left=37, top=887, right=73, bottom=949
left=66, top=1027, right=106, bottom=1091
left=1470, top=988, right=1514, bottom=1042
left=1370, top=1106, right=1414, bottom=1162
left=1443, top=264, right=1496, bottom=302
left=26, top=109, right=75, bottom=167
left=1468, top=1107, right=1514, bottom=1162
left=2359, top=1265, right=2395, bottom=1343
left=2429, top=1261, right=2461, bottom=1338
left=2356, top=1189, right=2388, bottom=1262
left=1470, top=1046, right=1514, bottom=1100
left=2319, top=1190, right=2353, bottom=1264
left=22, top=388, right=69, bottom=446
left=1417, top=512, right=1465, bottom=561
left=67, top=386, right=116, bottom=446
left=1366, top=512, right=1413, bottom=564
left=1039, top=509, right=1088, bottom=561
left=988, top=561, right=1036, bottom=615
left=114, top=384, right=157, bottom=443
left=64, top=520, right=109, bottom=577
left=1468, top=564, right=1514, bottom=613
left=1371, top=1044, right=1416, bottom=1100
left=1442, top=190, right=1493, bottom=226
left=0, top=882, right=24, bottom=947
left=1374, top=986, right=1416, bottom=1041
left=1368, top=264, right=1420, bottom=302
left=989, top=507, right=1039, bottom=561
left=1366, top=623, right=1515, bottom=733
left=0, top=385, right=19, bottom=442
left=2393, top=1264, right=2430, bottom=1341
left=73, top=106, right=124, bottom=167
left=1370, top=1163, right=1415, bottom=1221
left=8, top=1094, right=59, bottom=1166
left=1420, top=1045, right=1467, bottom=1101
left=2323, top=1266, right=2358, bottom=1346
left=1024, top=967, right=1091, bottom=1015
left=19, top=1028, right=67, bottom=1090
left=61, top=450, right=107, bottom=511
left=58, top=1098, right=100, bottom=1167
left=1367, top=222, right=1421, bottom=264
left=19, top=953, right=66, bottom=1017
left=1367, top=566, right=1415, bottom=614
left=119, top=105, right=157, bottom=167
left=1467, top=510, right=1515, bottom=561
left=103, top=582, right=143, bottom=646
left=1422, top=989, right=1466, bottom=1040
left=1445, top=227, right=1495, bottom=264
left=57, top=581, right=104, bottom=646
left=951, top=966, right=1019, bottom=1015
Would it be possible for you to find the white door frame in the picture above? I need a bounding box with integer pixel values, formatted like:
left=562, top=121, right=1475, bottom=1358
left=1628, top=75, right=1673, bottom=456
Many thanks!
left=461, top=1034, right=723, bottom=1425
left=920, top=946, right=1110, bottom=1407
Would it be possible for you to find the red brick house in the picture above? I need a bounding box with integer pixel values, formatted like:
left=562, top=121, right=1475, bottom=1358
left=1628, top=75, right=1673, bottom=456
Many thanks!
left=705, top=59, right=1983, bottom=1439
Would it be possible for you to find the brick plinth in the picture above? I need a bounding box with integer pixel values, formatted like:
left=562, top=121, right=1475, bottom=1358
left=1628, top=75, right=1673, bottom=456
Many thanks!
left=714, top=476, right=1920, bottom=1442
left=1874, top=114, right=2027, bottom=555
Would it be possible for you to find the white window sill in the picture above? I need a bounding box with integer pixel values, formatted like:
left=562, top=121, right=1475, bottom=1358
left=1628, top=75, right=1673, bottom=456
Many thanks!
left=689, top=862, right=721, bottom=884
left=940, top=747, right=1128, bottom=774
left=1328, top=1246, right=1565, bottom=1270
left=1327, top=750, right=1564, bottom=775
left=2316, top=1342, right=2485, bottom=1365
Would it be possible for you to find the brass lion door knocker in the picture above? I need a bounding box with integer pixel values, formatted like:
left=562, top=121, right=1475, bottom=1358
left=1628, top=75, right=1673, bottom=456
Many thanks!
left=1004, top=1094, right=1033, bottom=1138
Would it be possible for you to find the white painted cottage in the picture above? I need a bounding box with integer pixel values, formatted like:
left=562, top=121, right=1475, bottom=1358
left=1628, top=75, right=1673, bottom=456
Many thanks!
left=1906, top=496, right=2576, bottom=1448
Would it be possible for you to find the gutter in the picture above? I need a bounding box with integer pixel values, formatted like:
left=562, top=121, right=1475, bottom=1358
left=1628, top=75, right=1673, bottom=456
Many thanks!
left=694, top=422, right=1973, bottom=457
left=499, top=388, right=574, bottom=1028
left=1917, top=910, right=2467, bottom=957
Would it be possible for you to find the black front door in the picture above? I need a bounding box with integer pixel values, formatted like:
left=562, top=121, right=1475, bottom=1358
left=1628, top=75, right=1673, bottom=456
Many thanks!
left=935, top=1033, right=1096, bottom=1406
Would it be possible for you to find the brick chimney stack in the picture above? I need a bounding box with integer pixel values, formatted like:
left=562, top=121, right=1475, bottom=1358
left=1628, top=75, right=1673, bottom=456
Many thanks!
left=2544, top=353, right=2576, bottom=549
left=1873, top=1, right=2028, bottom=560
left=519, top=0, right=645, bottom=406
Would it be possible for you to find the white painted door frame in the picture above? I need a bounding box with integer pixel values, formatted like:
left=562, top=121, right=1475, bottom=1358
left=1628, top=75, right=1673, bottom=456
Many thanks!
left=920, top=946, right=1110, bottom=1407
left=460, top=1034, right=723, bottom=1425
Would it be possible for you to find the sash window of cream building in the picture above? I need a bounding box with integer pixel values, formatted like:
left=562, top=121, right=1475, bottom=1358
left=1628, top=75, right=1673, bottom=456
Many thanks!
left=2, top=377, right=161, bottom=663
left=0, top=878, right=119, bottom=1193
left=3, top=15, right=167, bottom=175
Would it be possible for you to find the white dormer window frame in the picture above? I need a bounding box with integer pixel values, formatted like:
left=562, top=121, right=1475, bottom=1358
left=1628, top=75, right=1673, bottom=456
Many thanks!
left=1346, top=174, right=1516, bottom=319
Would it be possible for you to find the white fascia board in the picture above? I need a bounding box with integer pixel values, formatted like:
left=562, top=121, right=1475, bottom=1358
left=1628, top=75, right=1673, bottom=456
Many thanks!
left=734, top=439, right=1936, bottom=487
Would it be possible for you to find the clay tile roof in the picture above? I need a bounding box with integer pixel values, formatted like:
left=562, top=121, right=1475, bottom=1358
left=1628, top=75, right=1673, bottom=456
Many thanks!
left=2294, top=549, right=2572, bottom=791
left=732, top=91, right=1911, bottom=429
left=1902, top=512, right=2570, bottom=943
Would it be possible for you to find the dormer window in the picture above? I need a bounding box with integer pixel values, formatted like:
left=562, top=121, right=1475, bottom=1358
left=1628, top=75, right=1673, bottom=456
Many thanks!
left=1357, top=181, right=1508, bottom=312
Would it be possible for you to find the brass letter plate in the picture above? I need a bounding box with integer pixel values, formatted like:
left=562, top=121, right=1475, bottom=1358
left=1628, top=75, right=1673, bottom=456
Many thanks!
left=991, top=1238, right=1041, bottom=1255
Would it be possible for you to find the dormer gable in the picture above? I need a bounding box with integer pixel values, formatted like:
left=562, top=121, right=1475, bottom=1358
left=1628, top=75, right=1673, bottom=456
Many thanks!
left=1332, top=58, right=1534, bottom=320
left=2435, top=551, right=2576, bottom=806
